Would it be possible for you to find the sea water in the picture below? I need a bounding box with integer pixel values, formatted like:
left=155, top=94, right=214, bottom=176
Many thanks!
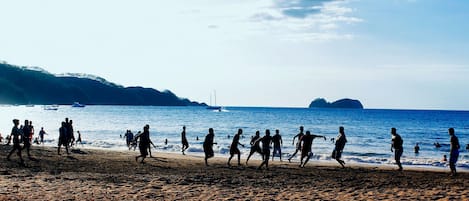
left=0, top=105, right=468, bottom=170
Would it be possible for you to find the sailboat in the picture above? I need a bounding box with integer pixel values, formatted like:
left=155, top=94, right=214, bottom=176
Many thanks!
left=206, top=91, right=222, bottom=111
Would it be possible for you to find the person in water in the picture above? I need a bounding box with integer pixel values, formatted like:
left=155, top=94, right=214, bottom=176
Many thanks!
left=203, top=128, right=217, bottom=166
left=257, top=129, right=273, bottom=170
left=227, top=129, right=245, bottom=166
left=414, top=143, right=420, bottom=154
left=181, top=126, right=189, bottom=155
left=7, top=119, right=25, bottom=165
left=288, top=126, right=305, bottom=162
left=448, top=128, right=460, bottom=176
left=332, top=127, right=347, bottom=168
left=246, top=130, right=262, bottom=165
left=135, top=125, right=151, bottom=163
left=391, top=128, right=404, bottom=171
left=299, top=131, right=326, bottom=168
left=271, top=129, right=283, bottom=161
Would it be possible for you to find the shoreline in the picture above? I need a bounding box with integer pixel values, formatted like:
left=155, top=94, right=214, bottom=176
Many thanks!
left=1, top=145, right=468, bottom=200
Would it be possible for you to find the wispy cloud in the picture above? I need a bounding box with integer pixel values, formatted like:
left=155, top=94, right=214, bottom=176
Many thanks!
left=249, top=0, right=362, bottom=42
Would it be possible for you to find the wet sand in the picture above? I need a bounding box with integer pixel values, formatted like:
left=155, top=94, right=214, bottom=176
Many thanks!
left=1, top=145, right=468, bottom=200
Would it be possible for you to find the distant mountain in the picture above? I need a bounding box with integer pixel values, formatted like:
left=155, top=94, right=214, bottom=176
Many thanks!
left=309, top=98, right=363, bottom=109
left=0, top=62, right=206, bottom=106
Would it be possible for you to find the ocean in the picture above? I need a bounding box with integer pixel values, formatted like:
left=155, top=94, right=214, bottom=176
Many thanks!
left=1, top=105, right=468, bottom=170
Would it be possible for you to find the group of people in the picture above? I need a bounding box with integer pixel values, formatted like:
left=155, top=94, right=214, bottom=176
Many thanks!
left=57, top=118, right=82, bottom=155
left=122, top=126, right=157, bottom=163
left=6, top=119, right=36, bottom=165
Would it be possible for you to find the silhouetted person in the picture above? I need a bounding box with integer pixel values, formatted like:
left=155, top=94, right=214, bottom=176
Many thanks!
left=257, top=129, right=273, bottom=170
left=443, top=154, right=447, bottom=162
left=135, top=125, right=151, bottom=163
left=124, top=130, right=134, bottom=147
left=391, top=128, right=403, bottom=171
left=466, top=144, right=469, bottom=151
left=165, top=138, right=168, bottom=145
left=448, top=128, right=460, bottom=176
left=203, top=128, right=216, bottom=166
left=76, top=131, right=82, bottom=145
left=58, top=121, right=69, bottom=155
left=68, top=120, right=75, bottom=147
left=414, top=143, right=420, bottom=154
left=246, top=131, right=263, bottom=165
left=288, top=126, right=305, bottom=162
left=39, top=127, right=47, bottom=144
left=434, top=142, right=441, bottom=148
left=228, top=129, right=245, bottom=166
left=299, top=131, right=326, bottom=168
left=181, top=126, right=189, bottom=155
left=22, top=120, right=33, bottom=159
left=196, top=136, right=199, bottom=141
left=29, top=121, right=35, bottom=141
left=332, top=127, right=347, bottom=168
left=33, top=137, right=39, bottom=145
left=271, top=129, right=283, bottom=161
left=7, top=119, right=24, bottom=165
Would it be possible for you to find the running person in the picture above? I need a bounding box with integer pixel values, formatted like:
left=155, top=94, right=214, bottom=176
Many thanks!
left=299, top=131, right=326, bottom=168
left=332, top=126, right=347, bottom=168
left=6, top=119, right=25, bottom=165
left=135, top=125, right=151, bottom=163
left=288, top=126, right=305, bottom=162
left=246, top=131, right=263, bottom=165
left=271, top=129, right=283, bottom=161
left=203, top=128, right=217, bottom=166
left=227, top=129, right=245, bottom=166
left=181, top=126, right=189, bottom=155
left=257, top=129, right=273, bottom=170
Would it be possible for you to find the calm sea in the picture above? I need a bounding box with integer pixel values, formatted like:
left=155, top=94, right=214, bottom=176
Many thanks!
left=1, top=105, right=468, bottom=170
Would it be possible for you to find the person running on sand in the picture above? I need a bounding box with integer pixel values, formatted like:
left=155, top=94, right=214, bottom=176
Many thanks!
left=257, top=129, right=273, bottom=170
left=299, top=131, right=326, bottom=168
left=181, top=126, right=189, bottom=155
left=288, top=126, right=305, bottom=162
left=332, top=127, right=347, bottom=168
left=7, top=119, right=25, bottom=165
left=135, top=125, right=151, bottom=163
left=203, top=128, right=217, bottom=166
left=391, top=128, right=404, bottom=171
left=58, top=122, right=69, bottom=155
left=246, top=131, right=263, bottom=165
left=271, top=129, right=283, bottom=161
left=228, top=129, right=245, bottom=166
left=448, top=128, right=460, bottom=176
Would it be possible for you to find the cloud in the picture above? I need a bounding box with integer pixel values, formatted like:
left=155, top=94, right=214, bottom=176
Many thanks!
left=248, top=0, right=362, bottom=42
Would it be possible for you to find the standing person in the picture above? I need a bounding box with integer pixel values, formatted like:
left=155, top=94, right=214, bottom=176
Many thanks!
left=257, top=129, right=273, bottom=170
left=124, top=130, right=133, bottom=148
left=332, top=126, right=347, bottom=168
left=271, top=129, right=283, bottom=161
left=227, top=129, right=245, bottom=167
left=22, top=120, right=33, bottom=159
left=6, top=119, right=25, bottom=165
left=58, top=122, right=69, bottom=155
left=246, top=131, right=263, bottom=165
left=29, top=121, right=35, bottom=141
left=203, top=128, right=217, bottom=166
left=181, top=126, right=189, bottom=155
left=448, top=128, right=460, bottom=176
left=390, top=128, right=404, bottom=171
left=68, top=120, right=75, bottom=147
left=135, top=125, right=151, bottom=163
left=414, top=143, right=420, bottom=154
left=299, top=131, right=326, bottom=168
left=39, top=127, right=47, bottom=144
left=288, top=126, right=305, bottom=162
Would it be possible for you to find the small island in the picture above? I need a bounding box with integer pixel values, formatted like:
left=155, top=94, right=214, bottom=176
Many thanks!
left=309, top=98, right=364, bottom=109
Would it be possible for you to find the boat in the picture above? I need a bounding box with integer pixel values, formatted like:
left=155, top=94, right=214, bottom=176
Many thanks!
left=72, top=102, right=85, bottom=107
left=44, top=105, right=59, bottom=110
left=206, top=90, right=223, bottom=111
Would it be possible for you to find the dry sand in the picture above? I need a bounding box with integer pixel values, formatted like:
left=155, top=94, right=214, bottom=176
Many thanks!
left=0, top=145, right=468, bottom=200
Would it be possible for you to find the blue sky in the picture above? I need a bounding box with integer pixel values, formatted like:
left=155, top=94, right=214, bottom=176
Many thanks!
left=1, top=0, right=468, bottom=110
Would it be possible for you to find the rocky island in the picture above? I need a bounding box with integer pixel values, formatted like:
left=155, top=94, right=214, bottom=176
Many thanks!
left=309, top=98, right=364, bottom=109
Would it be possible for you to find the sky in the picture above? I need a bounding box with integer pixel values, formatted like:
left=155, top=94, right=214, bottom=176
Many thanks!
left=1, top=0, right=469, bottom=110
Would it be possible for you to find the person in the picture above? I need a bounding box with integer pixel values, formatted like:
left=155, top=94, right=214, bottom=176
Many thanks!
left=332, top=127, right=347, bottom=168
left=6, top=119, right=25, bottom=165
left=58, top=122, right=69, bottom=155
left=257, top=129, right=273, bottom=170
left=0, top=133, right=3, bottom=143
left=165, top=138, right=168, bottom=145
left=466, top=144, right=469, bottom=151
left=196, top=136, right=199, bottom=141
left=67, top=119, right=75, bottom=147
left=181, top=126, right=189, bottom=155
left=443, top=155, right=447, bottom=162
left=288, top=126, right=305, bottom=162
left=76, top=131, right=82, bottom=145
left=124, top=130, right=131, bottom=147
left=391, top=128, right=404, bottom=171
left=22, top=120, right=33, bottom=159
left=227, top=129, right=245, bottom=166
left=33, top=137, right=39, bottom=145
left=299, top=131, right=326, bottom=168
left=29, top=121, right=35, bottom=141
left=271, top=129, right=283, bottom=161
left=414, top=143, right=420, bottom=154
left=39, top=127, right=47, bottom=144
left=434, top=142, right=441, bottom=148
left=135, top=125, right=151, bottom=163
left=203, top=128, right=217, bottom=166
left=448, top=128, right=460, bottom=176
left=246, top=131, right=263, bottom=165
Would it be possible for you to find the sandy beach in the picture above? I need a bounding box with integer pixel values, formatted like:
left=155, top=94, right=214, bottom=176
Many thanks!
left=0, top=145, right=468, bottom=201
